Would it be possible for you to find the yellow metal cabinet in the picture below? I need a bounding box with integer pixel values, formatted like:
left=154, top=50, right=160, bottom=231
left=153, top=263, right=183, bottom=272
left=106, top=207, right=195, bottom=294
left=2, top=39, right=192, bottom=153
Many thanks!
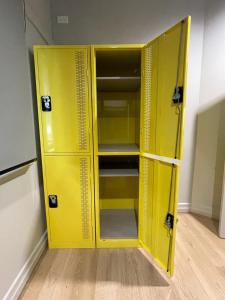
left=44, top=155, right=94, bottom=248
left=34, top=46, right=95, bottom=249
left=35, top=47, right=92, bottom=154
left=34, top=17, right=190, bottom=276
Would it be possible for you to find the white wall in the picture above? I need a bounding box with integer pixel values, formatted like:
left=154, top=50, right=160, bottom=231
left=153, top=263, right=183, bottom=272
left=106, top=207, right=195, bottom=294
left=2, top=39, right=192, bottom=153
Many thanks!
left=0, top=163, right=46, bottom=300
left=51, top=0, right=205, bottom=208
left=0, top=1, right=52, bottom=299
left=192, top=0, right=225, bottom=219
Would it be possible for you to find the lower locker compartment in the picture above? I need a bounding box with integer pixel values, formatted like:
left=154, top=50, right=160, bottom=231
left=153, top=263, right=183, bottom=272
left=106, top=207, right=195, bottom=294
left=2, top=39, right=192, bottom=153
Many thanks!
left=99, top=156, right=139, bottom=240
left=100, top=209, right=138, bottom=239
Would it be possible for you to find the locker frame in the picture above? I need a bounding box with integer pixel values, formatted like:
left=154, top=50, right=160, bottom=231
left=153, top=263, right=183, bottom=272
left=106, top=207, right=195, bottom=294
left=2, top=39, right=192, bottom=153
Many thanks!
left=33, top=16, right=191, bottom=276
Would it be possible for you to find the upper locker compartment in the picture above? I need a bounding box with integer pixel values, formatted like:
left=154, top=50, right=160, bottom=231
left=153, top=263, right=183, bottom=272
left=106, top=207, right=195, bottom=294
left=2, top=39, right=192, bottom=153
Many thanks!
left=95, top=48, right=141, bottom=154
left=141, top=19, right=189, bottom=159
left=35, top=47, right=92, bottom=154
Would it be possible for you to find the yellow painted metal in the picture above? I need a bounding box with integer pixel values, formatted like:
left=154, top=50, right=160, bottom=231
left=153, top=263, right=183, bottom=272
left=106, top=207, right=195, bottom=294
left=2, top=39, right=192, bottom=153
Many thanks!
left=91, top=45, right=143, bottom=247
left=156, top=20, right=189, bottom=159
left=140, top=38, right=158, bottom=154
left=99, top=174, right=138, bottom=209
left=97, top=239, right=139, bottom=248
left=98, top=151, right=140, bottom=156
left=100, top=198, right=135, bottom=209
left=43, top=155, right=94, bottom=248
left=139, top=157, right=155, bottom=252
left=34, top=46, right=95, bottom=249
left=98, top=92, right=140, bottom=145
left=139, top=159, right=179, bottom=273
left=34, top=46, right=92, bottom=154
left=92, top=44, right=144, bottom=50
left=100, top=176, right=138, bottom=198
left=153, top=161, right=177, bottom=271
left=34, top=19, right=190, bottom=274
left=140, top=17, right=191, bottom=275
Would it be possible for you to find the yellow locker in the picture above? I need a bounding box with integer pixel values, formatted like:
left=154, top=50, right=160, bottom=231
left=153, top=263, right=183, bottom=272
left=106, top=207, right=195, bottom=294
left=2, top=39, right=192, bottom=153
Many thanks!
left=34, top=17, right=190, bottom=276
left=34, top=46, right=95, bottom=250
left=35, top=47, right=92, bottom=154
left=44, top=155, right=94, bottom=248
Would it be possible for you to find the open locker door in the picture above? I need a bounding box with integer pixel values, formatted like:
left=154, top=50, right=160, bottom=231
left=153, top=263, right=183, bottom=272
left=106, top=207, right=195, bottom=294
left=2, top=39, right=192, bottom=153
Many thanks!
left=139, top=17, right=191, bottom=275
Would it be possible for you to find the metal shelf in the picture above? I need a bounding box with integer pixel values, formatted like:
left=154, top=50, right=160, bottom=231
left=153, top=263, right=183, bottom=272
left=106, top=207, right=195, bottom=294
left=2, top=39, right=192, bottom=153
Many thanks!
left=99, top=168, right=138, bottom=177
left=100, top=209, right=138, bottom=239
left=98, top=144, right=139, bottom=153
left=97, top=76, right=140, bottom=92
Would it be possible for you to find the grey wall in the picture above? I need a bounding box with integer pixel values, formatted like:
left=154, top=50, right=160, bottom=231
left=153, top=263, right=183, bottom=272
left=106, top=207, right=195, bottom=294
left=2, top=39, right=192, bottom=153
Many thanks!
left=0, top=0, right=52, bottom=299
left=0, top=1, right=36, bottom=171
left=192, top=0, right=225, bottom=218
left=51, top=0, right=205, bottom=208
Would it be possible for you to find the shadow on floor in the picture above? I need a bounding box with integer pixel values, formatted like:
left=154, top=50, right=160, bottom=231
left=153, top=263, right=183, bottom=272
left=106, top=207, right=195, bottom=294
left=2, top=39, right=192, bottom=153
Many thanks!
left=190, top=213, right=219, bottom=236
left=29, top=248, right=170, bottom=288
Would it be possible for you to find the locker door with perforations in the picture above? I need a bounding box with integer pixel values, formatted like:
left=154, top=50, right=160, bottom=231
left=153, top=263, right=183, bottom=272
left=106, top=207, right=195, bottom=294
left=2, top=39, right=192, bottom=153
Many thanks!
left=34, top=46, right=95, bottom=248
left=44, top=156, right=94, bottom=248
left=140, top=17, right=190, bottom=275
left=35, top=47, right=92, bottom=154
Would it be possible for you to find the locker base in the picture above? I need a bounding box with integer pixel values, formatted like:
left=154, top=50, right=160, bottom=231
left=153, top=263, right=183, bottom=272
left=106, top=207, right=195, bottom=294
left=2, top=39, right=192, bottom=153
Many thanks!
left=100, top=209, right=138, bottom=239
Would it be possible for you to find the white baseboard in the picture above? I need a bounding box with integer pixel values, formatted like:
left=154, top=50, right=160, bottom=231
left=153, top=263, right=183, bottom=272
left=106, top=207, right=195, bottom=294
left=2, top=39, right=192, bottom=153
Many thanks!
left=190, top=204, right=212, bottom=218
left=3, top=231, right=47, bottom=300
left=178, top=202, right=191, bottom=213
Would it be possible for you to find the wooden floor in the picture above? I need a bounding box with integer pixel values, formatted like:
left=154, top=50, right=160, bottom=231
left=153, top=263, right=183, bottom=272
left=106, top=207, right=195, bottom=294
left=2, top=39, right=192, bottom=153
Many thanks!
left=19, top=214, right=225, bottom=300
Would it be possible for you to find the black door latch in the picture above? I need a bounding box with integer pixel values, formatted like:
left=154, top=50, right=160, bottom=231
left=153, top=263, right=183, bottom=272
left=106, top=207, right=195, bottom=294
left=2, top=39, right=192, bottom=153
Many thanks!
left=165, top=213, right=174, bottom=229
left=41, top=96, right=51, bottom=111
left=172, top=86, right=183, bottom=104
left=48, top=195, right=57, bottom=208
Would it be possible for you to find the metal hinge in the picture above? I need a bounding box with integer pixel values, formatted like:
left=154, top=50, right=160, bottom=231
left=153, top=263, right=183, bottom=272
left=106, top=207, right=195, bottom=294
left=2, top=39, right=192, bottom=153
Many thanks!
left=165, top=213, right=174, bottom=229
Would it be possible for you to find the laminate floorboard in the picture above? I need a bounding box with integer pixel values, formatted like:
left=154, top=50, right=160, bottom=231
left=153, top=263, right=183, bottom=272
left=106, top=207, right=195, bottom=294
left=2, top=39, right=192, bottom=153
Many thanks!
left=19, top=214, right=225, bottom=300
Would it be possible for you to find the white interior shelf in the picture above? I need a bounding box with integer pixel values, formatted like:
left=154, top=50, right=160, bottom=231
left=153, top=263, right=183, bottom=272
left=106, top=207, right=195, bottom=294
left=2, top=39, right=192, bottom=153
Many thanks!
left=98, top=144, right=139, bottom=153
left=100, top=209, right=138, bottom=239
left=97, top=76, right=140, bottom=91
left=99, top=168, right=138, bottom=177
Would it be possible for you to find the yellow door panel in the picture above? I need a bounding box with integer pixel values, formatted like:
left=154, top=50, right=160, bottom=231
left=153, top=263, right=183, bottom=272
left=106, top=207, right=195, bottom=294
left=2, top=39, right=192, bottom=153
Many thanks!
left=44, top=155, right=94, bottom=248
left=36, top=47, right=91, bottom=153
left=141, top=39, right=158, bottom=154
left=141, top=18, right=190, bottom=159
left=156, top=19, right=190, bottom=159
left=153, top=161, right=178, bottom=273
left=139, top=157, right=155, bottom=250
left=140, top=17, right=190, bottom=276
left=139, top=157, right=179, bottom=274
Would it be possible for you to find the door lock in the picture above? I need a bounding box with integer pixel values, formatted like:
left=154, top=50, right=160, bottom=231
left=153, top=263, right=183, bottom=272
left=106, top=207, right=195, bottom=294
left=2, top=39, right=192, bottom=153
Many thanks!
left=48, top=195, right=58, bottom=208
left=41, top=96, right=52, bottom=111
